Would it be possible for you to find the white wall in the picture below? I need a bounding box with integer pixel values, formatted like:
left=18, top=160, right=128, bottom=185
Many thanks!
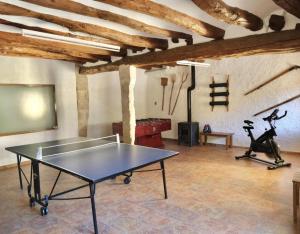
left=0, top=58, right=148, bottom=166
left=146, top=52, right=300, bottom=152
left=145, top=10, right=300, bottom=152
left=0, top=57, right=78, bottom=166
left=87, top=68, right=148, bottom=138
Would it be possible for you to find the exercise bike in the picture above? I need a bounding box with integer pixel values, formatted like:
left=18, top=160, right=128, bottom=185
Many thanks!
left=235, top=109, right=291, bottom=170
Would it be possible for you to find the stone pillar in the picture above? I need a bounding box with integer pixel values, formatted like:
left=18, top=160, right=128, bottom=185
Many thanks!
left=75, top=65, right=89, bottom=137
left=119, top=65, right=136, bottom=145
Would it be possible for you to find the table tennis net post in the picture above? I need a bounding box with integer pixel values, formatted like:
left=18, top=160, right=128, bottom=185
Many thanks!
left=36, top=134, right=120, bottom=159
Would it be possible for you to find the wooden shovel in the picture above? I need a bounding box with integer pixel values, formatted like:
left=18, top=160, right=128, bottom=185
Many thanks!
left=161, top=77, right=168, bottom=111
left=168, top=74, right=176, bottom=115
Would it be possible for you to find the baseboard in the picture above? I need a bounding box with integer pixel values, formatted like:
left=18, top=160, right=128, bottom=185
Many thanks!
left=162, top=138, right=300, bottom=155
left=0, top=160, right=30, bottom=171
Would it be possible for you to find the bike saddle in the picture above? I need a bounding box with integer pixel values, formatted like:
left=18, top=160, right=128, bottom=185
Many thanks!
left=244, top=120, right=253, bottom=125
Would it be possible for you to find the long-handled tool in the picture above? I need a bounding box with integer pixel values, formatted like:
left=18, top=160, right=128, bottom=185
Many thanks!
left=168, top=74, right=176, bottom=115
left=245, top=65, right=300, bottom=96
left=171, top=73, right=188, bottom=115
left=254, top=93, right=300, bottom=116
left=161, top=77, right=168, bottom=111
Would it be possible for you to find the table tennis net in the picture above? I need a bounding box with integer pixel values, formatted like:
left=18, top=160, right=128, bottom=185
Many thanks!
left=36, top=134, right=120, bottom=159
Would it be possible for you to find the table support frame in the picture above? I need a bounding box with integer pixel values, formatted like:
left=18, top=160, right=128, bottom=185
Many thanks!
left=15, top=155, right=169, bottom=234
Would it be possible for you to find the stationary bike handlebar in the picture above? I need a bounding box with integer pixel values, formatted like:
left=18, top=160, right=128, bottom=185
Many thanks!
left=275, top=111, right=287, bottom=120
left=263, top=109, right=287, bottom=122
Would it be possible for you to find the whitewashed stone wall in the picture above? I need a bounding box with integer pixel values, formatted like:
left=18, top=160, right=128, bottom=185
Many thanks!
left=0, top=57, right=78, bottom=165
left=76, top=66, right=89, bottom=137
left=145, top=10, right=300, bottom=152
left=87, top=68, right=147, bottom=138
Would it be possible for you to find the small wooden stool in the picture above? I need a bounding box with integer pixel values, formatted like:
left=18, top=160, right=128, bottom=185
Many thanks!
left=293, top=172, right=300, bottom=223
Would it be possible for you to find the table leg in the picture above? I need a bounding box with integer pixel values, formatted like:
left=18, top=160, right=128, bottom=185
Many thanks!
left=294, top=182, right=298, bottom=223
left=226, top=137, right=229, bottom=150
left=16, top=154, right=23, bottom=190
left=229, top=136, right=233, bottom=148
left=89, top=183, right=98, bottom=234
left=297, top=183, right=300, bottom=206
left=160, top=161, right=168, bottom=199
left=204, top=135, right=207, bottom=145
left=159, top=133, right=164, bottom=148
left=32, top=161, right=41, bottom=202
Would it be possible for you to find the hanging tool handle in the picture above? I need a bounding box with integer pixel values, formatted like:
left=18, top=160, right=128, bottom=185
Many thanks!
left=162, top=86, right=165, bottom=111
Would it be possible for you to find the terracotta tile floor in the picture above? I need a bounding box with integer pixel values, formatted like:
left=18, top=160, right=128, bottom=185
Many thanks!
left=1, top=141, right=300, bottom=234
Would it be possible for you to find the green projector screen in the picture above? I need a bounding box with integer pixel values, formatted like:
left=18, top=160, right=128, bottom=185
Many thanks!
left=0, top=84, right=58, bottom=136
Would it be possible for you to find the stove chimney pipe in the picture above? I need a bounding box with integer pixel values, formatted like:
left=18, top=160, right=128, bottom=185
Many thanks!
left=187, top=66, right=196, bottom=123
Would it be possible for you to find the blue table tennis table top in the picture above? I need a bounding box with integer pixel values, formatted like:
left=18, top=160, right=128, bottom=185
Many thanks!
left=6, top=138, right=179, bottom=183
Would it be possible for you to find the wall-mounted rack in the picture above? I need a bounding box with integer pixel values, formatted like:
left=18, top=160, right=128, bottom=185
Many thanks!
left=209, top=75, right=229, bottom=111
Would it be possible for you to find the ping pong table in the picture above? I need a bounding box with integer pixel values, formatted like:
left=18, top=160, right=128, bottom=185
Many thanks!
left=5, top=135, right=178, bottom=234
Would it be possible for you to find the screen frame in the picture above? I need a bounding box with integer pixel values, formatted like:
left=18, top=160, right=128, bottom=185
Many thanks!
left=0, top=83, right=58, bottom=136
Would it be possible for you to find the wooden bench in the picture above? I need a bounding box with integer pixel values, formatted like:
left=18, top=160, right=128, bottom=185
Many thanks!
left=199, top=132, right=234, bottom=150
left=293, top=172, right=300, bottom=223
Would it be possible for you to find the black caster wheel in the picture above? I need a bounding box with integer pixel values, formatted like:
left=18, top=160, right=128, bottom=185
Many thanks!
left=124, top=176, right=131, bottom=184
left=40, top=207, right=48, bottom=216
left=29, top=197, right=35, bottom=207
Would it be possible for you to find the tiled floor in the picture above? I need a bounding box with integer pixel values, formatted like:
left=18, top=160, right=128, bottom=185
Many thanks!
left=1, top=142, right=300, bottom=234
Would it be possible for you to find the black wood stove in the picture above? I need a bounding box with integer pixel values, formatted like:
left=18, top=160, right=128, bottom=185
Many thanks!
left=178, top=66, right=199, bottom=147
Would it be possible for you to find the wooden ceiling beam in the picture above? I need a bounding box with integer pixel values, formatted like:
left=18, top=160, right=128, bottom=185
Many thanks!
left=0, top=18, right=135, bottom=50
left=0, top=45, right=87, bottom=63
left=191, top=0, right=263, bottom=31
left=23, top=0, right=193, bottom=44
left=95, top=0, right=225, bottom=39
left=140, top=62, right=178, bottom=70
left=140, top=65, right=163, bottom=70
left=79, top=29, right=300, bottom=74
left=272, top=0, right=300, bottom=19
left=0, top=31, right=113, bottom=63
left=0, top=2, right=168, bottom=50
left=0, top=19, right=144, bottom=53
left=0, top=41, right=113, bottom=63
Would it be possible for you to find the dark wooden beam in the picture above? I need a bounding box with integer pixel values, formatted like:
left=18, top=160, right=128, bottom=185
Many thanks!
left=272, top=0, right=300, bottom=19
left=95, top=0, right=225, bottom=39
left=192, top=0, right=263, bottom=31
left=80, top=29, right=300, bottom=74
left=24, top=0, right=193, bottom=44
left=140, top=62, right=178, bottom=70
left=269, top=14, right=285, bottom=31
left=0, top=2, right=168, bottom=49
left=140, top=65, right=164, bottom=70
